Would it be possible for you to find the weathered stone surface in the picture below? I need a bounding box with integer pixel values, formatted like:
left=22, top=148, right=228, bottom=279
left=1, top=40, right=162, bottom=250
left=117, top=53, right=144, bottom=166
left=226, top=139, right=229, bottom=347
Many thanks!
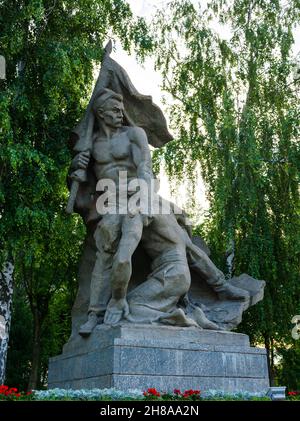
left=63, top=323, right=250, bottom=354
left=189, top=273, right=265, bottom=330
left=48, top=324, right=269, bottom=394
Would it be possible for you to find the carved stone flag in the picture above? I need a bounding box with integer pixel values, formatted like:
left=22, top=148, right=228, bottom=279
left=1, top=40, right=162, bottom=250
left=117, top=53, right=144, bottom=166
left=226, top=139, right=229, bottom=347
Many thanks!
left=71, top=40, right=173, bottom=153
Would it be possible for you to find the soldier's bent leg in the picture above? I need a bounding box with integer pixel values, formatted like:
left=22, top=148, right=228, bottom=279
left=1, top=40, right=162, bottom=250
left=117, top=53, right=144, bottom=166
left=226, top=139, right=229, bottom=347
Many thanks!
left=187, top=242, right=249, bottom=301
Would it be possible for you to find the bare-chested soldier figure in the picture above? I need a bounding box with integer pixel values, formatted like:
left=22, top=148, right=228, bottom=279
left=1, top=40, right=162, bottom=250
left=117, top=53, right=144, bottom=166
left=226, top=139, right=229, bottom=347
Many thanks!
left=71, top=88, right=249, bottom=337
left=75, top=89, right=153, bottom=336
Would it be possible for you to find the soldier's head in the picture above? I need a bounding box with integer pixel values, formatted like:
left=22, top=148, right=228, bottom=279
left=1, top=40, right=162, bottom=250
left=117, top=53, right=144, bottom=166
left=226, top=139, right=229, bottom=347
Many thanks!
left=93, top=88, right=124, bottom=129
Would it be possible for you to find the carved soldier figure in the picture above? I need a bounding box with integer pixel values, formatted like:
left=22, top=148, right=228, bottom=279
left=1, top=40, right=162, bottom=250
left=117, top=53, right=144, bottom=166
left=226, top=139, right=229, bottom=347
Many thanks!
left=76, top=88, right=153, bottom=335
left=68, top=84, right=249, bottom=337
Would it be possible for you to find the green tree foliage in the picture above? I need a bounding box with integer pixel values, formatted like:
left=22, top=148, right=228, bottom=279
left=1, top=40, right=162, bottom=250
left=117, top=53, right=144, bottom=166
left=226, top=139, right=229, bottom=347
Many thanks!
left=0, top=0, right=153, bottom=388
left=277, top=340, right=300, bottom=390
left=5, top=273, right=77, bottom=390
left=152, top=0, right=300, bottom=385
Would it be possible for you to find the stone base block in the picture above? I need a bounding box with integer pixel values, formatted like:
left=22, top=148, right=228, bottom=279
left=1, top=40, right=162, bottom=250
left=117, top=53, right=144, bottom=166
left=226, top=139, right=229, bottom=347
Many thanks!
left=48, top=324, right=269, bottom=394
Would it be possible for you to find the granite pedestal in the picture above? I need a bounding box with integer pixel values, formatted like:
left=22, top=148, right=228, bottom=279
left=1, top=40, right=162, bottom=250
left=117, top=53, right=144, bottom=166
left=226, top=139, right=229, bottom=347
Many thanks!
left=48, top=324, right=269, bottom=393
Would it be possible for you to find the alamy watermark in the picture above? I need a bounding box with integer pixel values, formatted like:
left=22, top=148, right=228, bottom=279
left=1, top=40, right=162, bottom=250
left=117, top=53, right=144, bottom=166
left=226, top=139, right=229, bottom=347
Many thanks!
left=0, top=55, right=6, bottom=79
left=94, top=171, right=190, bottom=222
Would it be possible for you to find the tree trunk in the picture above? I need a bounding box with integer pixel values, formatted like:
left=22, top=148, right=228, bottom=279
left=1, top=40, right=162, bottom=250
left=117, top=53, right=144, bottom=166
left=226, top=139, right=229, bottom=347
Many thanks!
left=226, top=239, right=235, bottom=279
left=27, top=309, right=41, bottom=391
left=264, top=335, right=275, bottom=386
left=0, top=262, right=14, bottom=385
left=270, top=336, right=276, bottom=385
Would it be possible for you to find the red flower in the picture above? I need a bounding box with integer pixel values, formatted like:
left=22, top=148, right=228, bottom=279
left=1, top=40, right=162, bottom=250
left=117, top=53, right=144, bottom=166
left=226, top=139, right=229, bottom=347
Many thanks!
left=0, top=385, right=24, bottom=399
left=147, top=388, right=160, bottom=396
left=144, top=388, right=161, bottom=397
left=182, top=389, right=201, bottom=398
left=143, top=387, right=201, bottom=400
left=288, top=391, right=297, bottom=396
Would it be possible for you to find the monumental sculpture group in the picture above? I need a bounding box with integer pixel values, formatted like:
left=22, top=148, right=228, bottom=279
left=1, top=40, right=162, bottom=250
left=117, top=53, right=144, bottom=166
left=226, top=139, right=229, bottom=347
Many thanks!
left=48, top=42, right=269, bottom=393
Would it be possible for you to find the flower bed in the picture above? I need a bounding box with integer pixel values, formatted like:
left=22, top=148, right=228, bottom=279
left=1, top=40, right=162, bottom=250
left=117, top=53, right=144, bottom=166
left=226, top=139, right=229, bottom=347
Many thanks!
left=0, top=385, right=273, bottom=401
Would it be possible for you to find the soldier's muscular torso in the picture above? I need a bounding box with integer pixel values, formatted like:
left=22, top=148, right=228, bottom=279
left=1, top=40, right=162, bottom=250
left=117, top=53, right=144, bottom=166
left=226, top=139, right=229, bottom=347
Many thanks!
left=92, top=126, right=143, bottom=184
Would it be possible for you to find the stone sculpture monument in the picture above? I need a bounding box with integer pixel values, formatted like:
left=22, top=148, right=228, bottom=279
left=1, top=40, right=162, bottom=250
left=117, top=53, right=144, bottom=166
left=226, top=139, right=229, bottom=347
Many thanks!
left=48, top=42, right=269, bottom=393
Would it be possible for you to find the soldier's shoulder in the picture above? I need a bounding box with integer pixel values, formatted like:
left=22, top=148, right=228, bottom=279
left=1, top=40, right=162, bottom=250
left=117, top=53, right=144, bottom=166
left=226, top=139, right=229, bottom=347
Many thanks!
left=125, top=126, right=147, bottom=139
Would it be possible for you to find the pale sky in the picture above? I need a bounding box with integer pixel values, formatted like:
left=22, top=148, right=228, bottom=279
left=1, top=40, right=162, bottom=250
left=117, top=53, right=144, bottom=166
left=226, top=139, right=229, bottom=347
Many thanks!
left=111, top=0, right=300, bottom=221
